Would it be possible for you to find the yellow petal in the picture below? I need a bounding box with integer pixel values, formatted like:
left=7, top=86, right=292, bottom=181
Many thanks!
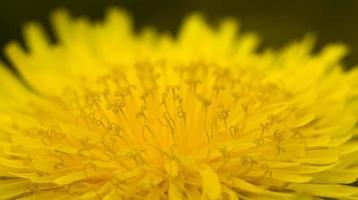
left=0, top=179, right=31, bottom=199
left=23, top=22, right=50, bottom=53
left=50, top=9, right=73, bottom=44
left=18, top=191, right=74, bottom=200
left=222, top=187, right=238, bottom=200
left=186, top=186, right=202, bottom=200
left=54, top=172, right=87, bottom=185
left=270, top=169, right=312, bottom=183
left=313, top=168, right=358, bottom=184
left=165, top=160, right=179, bottom=178
left=0, top=62, right=34, bottom=109
left=168, top=181, right=184, bottom=200
left=288, top=183, right=358, bottom=199
left=300, top=150, right=339, bottom=165
left=226, top=178, right=263, bottom=194
left=103, top=189, right=122, bottom=200
left=199, top=165, right=222, bottom=200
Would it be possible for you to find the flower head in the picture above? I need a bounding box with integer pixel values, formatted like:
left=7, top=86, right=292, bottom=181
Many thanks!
left=1, top=8, right=358, bottom=200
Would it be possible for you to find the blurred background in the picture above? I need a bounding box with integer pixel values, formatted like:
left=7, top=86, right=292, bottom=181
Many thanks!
left=1, top=0, right=358, bottom=68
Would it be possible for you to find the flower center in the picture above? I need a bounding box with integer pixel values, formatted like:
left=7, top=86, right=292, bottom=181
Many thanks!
left=19, top=61, right=320, bottom=195
left=32, top=61, right=301, bottom=164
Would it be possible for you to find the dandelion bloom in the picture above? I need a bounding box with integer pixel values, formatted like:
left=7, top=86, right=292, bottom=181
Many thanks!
left=1, top=8, right=358, bottom=200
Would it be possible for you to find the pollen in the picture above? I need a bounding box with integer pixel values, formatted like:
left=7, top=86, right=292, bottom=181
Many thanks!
left=0, top=8, right=358, bottom=200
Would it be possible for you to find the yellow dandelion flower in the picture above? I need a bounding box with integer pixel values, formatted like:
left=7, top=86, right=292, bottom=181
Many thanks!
left=1, top=8, right=358, bottom=200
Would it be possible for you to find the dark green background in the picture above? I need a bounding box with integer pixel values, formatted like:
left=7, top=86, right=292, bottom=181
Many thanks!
left=1, top=0, right=358, bottom=67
